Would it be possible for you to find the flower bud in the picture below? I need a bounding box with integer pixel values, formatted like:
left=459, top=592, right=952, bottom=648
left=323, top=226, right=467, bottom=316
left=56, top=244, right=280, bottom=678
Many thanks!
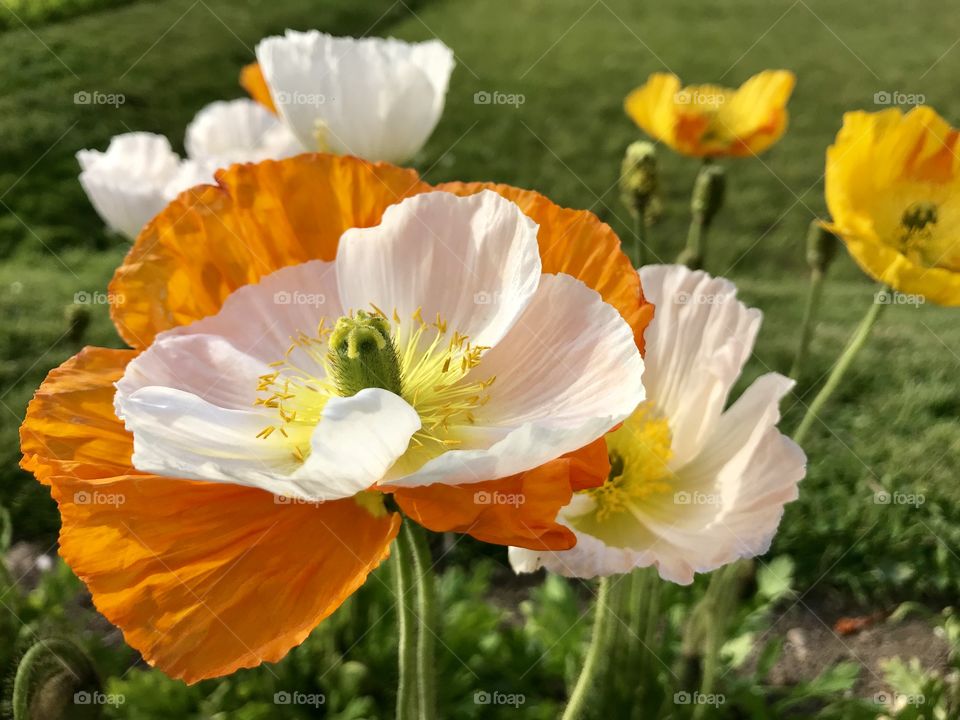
left=690, top=163, right=726, bottom=228
left=619, top=141, right=659, bottom=220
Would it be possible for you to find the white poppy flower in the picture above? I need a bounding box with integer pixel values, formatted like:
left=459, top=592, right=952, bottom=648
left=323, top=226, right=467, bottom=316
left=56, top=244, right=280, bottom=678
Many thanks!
left=509, top=264, right=806, bottom=585
left=78, top=100, right=305, bottom=240
left=113, top=190, right=645, bottom=502
left=256, top=31, right=455, bottom=164
left=184, top=98, right=304, bottom=165
left=77, top=132, right=181, bottom=240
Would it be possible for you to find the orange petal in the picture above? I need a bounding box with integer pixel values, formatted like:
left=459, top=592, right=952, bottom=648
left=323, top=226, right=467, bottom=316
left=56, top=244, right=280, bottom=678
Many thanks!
left=110, top=154, right=429, bottom=349
left=240, top=62, right=277, bottom=114
left=21, top=347, right=400, bottom=683
left=392, top=439, right=610, bottom=551
left=435, top=182, right=653, bottom=353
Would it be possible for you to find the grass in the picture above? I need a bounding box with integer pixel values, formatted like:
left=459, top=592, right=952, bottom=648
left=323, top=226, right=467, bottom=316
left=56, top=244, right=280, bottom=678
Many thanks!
left=1, top=0, right=959, bottom=609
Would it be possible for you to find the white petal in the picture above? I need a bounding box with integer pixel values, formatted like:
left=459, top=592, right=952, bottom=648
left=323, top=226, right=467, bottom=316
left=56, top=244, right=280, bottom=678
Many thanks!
left=117, top=333, right=271, bottom=410
left=509, top=531, right=655, bottom=579
left=336, top=190, right=541, bottom=349
left=543, top=374, right=804, bottom=584
left=166, top=259, right=343, bottom=367
left=163, top=158, right=218, bottom=199
left=292, top=388, right=421, bottom=499
left=116, top=335, right=420, bottom=501
left=184, top=98, right=304, bottom=165
left=256, top=31, right=454, bottom=163
left=77, top=132, right=181, bottom=239
left=639, top=264, right=761, bottom=466
left=383, top=272, right=644, bottom=487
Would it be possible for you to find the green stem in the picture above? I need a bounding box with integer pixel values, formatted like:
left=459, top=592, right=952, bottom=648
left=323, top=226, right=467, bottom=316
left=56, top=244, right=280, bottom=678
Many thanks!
left=678, top=215, right=706, bottom=270
left=403, top=522, right=437, bottom=720
left=790, top=268, right=826, bottom=379
left=392, top=529, right=418, bottom=720
left=793, top=286, right=890, bottom=445
left=563, top=577, right=614, bottom=720
left=632, top=212, right=648, bottom=269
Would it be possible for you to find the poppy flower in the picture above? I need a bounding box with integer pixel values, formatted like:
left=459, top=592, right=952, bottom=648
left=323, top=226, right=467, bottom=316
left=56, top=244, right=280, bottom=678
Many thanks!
left=254, top=31, right=455, bottom=163
left=825, top=107, right=960, bottom=305
left=77, top=100, right=301, bottom=239
left=624, top=70, right=795, bottom=158
left=510, top=264, right=805, bottom=584
left=23, top=153, right=652, bottom=681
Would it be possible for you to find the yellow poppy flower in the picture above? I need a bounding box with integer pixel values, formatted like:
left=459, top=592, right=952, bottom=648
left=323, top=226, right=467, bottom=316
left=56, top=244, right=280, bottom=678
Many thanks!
left=624, top=70, right=795, bottom=158
left=825, top=107, right=960, bottom=305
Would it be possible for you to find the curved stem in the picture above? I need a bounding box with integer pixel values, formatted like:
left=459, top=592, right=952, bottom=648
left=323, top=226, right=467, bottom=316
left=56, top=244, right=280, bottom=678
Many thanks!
left=793, top=287, right=889, bottom=445
left=562, top=577, right=614, bottom=720
left=392, top=528, right=418, bottom=720
left=790, top=267, right=825, bottom=379
left=403, top=522, right=437, bottom=720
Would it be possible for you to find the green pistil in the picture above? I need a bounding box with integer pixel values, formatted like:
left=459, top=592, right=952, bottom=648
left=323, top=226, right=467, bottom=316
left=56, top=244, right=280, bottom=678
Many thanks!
left=328, top=310, right=403, bottom=397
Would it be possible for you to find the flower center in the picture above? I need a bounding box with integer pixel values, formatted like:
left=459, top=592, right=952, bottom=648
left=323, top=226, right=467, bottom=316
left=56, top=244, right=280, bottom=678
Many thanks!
left=579, top=401, right=674, bottom=522
left=897, top=200, right=940, bottom=265
left=327, top=310, right=403, bottom=397
left=254, top=305, right=495, bottom=469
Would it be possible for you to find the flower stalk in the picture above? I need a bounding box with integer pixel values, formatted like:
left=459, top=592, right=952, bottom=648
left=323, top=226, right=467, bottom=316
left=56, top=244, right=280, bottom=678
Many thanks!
left=403, top=522, right=437, bottom=720
left=391, top=529, right=418, bottom=720
left=392, top=521, right=438, bottom=720
left=793, top=286, right=890, bottom=445
left=562, top=577, right=614, bottom=720
left=620, top=141, right=660, bottom=268
left=790, top=222, right=840, bottom=379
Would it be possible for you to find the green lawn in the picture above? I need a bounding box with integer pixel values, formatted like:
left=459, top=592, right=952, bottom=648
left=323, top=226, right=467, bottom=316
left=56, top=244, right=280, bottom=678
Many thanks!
left=2, top=0, right=960, bottom=610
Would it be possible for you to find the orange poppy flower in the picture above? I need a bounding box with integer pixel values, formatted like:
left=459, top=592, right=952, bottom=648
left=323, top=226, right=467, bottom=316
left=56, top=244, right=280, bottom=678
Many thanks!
left=624, top=70, right=795, bottom=158
left=21, top=153, right=652, bottom=683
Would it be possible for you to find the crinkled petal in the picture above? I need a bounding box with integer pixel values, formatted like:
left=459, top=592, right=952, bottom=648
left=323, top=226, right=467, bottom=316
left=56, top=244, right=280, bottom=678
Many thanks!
left=384, top=273, right=644, bottom=487
left=436, top=181, right=653, bottom=353
left=639, top=264, right=761, bottom=466
left=185, top=98, right=303, bottom=165
left=336, top=190, right=541, bottom=348
left=109, top=154, right=428, bottom=348
left=393, top=438, right=608, bottom=551
left=78, top=132, right=182, bottom=239
left=256, top=31, right=454, bottom=163
left=20, top=347, right=400, bottom=683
